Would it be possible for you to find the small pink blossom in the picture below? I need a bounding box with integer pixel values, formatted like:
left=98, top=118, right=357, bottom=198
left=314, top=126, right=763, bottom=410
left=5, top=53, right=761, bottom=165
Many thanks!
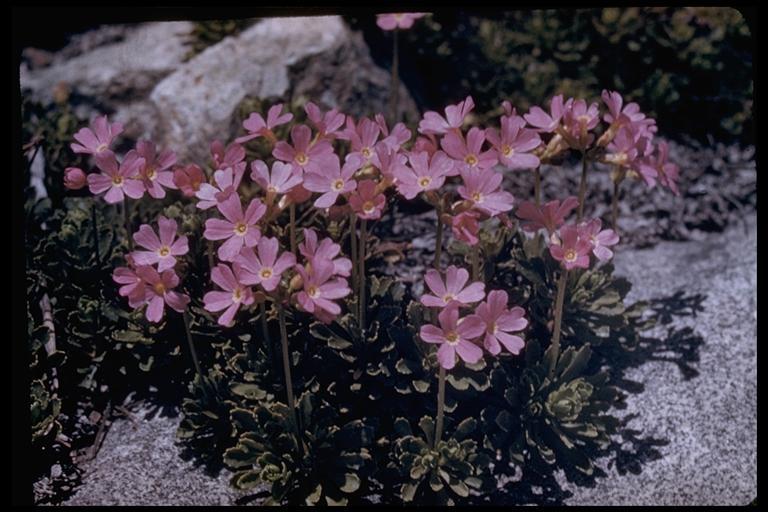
left=376, top=12, right=426, bottom=31
left=602, top=90, right=646, bottom=126
left=339, top=117, right=381, bottom=165
left=418, top=95, right=475, bottom=135
left=549, top=224, right=592, bottom=270
left=135, top=140, right=177, bottom=199
left=204, top=195, right=266, bottom=261
left=486, top=115, right=541, bottom=170
left=457, top=167, right=515, bottom=216
left=294, top=258, right=351, bottom=320
left=210, top=140, right=247, bottom=174
left=349, top=179, right=386, bottom=220
left=203, top=263, right=255, bottom=327
left=250, top=160, right=303, bottom=196
left=412, top=134, right=440, bottom=156
left=303, top=154, right=363, bottom=208
left=451, top=211, right=480, bottom=246
left=577, top=218, right=619, bottom=261
left=130, top=216, right=189, bottom=272
left=371, top=144, right=408, bottom=182
left=136, top=266, right=190, bottom=323
left=374, top=113, right=412, bottom=151
left=606, top=126, right=657, bottom=187
left=64, top=167, right=87, bottom=190
left=88, top=151, right=145, bottom=203
left=304, top=102, right=346, bottom=139
left=235, top=236, right=297, bottom=292
left=641, top=141, right=680, bottom=195
left=236, top=104, right=293, bottom=144
left=471, top=290, right=527, bottom=355
left=420, top=265, right=485, bottom=309
left=515, top=196, right=579, bottom=234
left=441, top=127, right=498, bottom=171
left=299, top=229, right=352, bottom=277
left=420, top=303, right=485, bottom=370
left=70, top=115, right=123, bottom=155
left=524, top=94, right=566, bottom=133
left=195, top=166, right=245, bottom=210
left=112, top=263, right=149, bottom=309
left=173, top=164, right=206, bottom=197
left=393, top=151, right=454, bottom=200
left=273, top=124, right=334, bottom=174
left=561, top=99, right=600, bottom=149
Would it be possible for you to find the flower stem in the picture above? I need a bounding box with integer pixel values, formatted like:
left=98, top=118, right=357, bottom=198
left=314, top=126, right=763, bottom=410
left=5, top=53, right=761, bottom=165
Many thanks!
left=359, top=218, right=367, bottom=336
left=471, top=244, right=480, bottom=281
left=611, top=179, right=621, bottom=235
left=91, top=201, right=101, bottom=265
left=577, top=154, right=589, bottom=220
left=534, top=167, right=541, bottom=206
left=182, top=309, right=204, bottom=381
left=433, top=211, right=443, bottom=270
left=123, top=200, right=132, bottom=248
left=289, top=203, right=297, bottom=254
left=434, top=365, right=446, bottom=448
left=277, top=303, right=304, bottom=454
left=349, top=212, right=358, bottom=299
left=260, top=302, right=273, bottom=363
left=389, top=28, right=400, bottom=125
left=548, top=269, right=569, bottom=379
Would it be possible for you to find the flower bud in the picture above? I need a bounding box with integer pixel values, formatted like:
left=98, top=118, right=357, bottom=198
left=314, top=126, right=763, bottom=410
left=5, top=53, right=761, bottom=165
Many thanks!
left=63, top=167, right=87, bottom=190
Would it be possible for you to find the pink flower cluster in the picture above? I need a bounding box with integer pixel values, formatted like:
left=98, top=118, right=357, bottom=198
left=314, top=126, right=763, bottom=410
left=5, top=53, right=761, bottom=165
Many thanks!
left=113, top=217, right=191, bottom=322
left=419, top=266, right=527, bottom=369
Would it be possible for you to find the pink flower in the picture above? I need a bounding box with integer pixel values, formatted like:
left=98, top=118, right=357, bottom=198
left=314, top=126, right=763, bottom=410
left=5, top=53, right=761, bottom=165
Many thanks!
left=421, top=265, right=485, bottom=308
left=577, top=218, right=619, bottom=261
left=210, top=140, right=247, bottom=174
left=549, top=224, right=592, bottom=270
left=299, top=229, right=352, bottom=277
left=250, top=160, right=303, bottom=196
left=376, top=12, right=426, bottom=31
left=135, top=140, right=177, bottom=199
left=371, top=144, right=408, bottom=181
left=349, top=179, right=386, bottom=220
left=374, top=113, right=412, bottom=151
left=412, top=134, right=440, bottom=156
left=420, top=304, right=485, bottom=370
left=203, top=263, right=255, bottom=327
left=136, top=266, right=190, bottom=323
left=195, top=166, right=245, bottom=210
left=641, top=141, right=680, bottom=195
left=173, top=164, right=206, bottom=197
left=70, top=115, right=123, bottom=155
left=515, top=196, right=579, bottom=234
left=601, top=90, right=646, bottom=126
left=112, top=264, right=149, bottom=308
left=294, top=258, right=351, bottom=319
left=452, top=211, right=480, bottom=246
left=561, top=99, right=600, bottom=149
left=273, top=124, right=334, bottom=174
left=394, top=151, right=454, bottom=200
left=457, top=167, right=515, bottom=216
left=64, top=167, right=87, bottom=190
left=471, top=290, right=527, bottom=355
left=486, top=115, right=541, bottom=170
left=524, top=94, right=566, bottom=133
left=304, top=102, right=346, bottom=139
left=418, top=96, right=475, bottom=135
left=339, top=117, right=381, bottom=165
left=501, top=100, right=516, bottom=116
left=303, top=154, right=363, bottom=208
left=606, top=126, right=657, bottom=187
left=204, top=195, right=266, bottom=261
left=130, top=216, right=189, bottom=272
left=235, top=237, right=296, bottom=292
left=236, top=104, right=293, bottom=144
left=441, top=127, right=498, bottom=171
left=88, top=151, right=145, bottom=203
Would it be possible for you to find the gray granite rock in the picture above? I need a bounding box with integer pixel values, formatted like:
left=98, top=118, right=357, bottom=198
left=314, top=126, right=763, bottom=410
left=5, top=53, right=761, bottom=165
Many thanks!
left=560, top=212, right=757, bottom=506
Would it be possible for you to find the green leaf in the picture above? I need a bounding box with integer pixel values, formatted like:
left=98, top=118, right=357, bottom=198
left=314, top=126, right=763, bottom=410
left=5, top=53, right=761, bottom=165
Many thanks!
left=401, top=482, right=418, bottom=502
left=230, top=382, right=267, bottom=400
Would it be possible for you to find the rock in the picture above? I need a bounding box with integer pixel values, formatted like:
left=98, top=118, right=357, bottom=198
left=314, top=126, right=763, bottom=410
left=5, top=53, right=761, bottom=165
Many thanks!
left=560, top=212, right=756, bottom=506
left=150, top=16, right=418, bottom=162
left=21, top=16, right=419, bottom=164
left=63, top=405, right=248, bottom=506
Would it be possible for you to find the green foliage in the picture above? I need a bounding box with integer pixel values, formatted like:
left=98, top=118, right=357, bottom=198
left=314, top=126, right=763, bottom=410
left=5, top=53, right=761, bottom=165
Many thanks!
left=224, top=391, right=375, bottom=505
left=390, top=416, right=493, bottom=505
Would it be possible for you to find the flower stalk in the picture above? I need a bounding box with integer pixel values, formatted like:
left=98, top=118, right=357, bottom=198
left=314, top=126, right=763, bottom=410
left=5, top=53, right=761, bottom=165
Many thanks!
left=289, top=203, right=297, bottom=254
left=389, top=28, right=400, bottom=125
left=548, top=269, right=569, bottom=379
left=91, top=201, right=101, bottom=265
left=577, top=154, right=589, bottom=219
left=534, top=166, right=541, bottom=206
left=277, top=302, right=304, bottom=454
left=358, top=218, right=367, bottom=335
left=434, top=365, right=446, bottom=448
left=182, top=309, right=204, bottom=381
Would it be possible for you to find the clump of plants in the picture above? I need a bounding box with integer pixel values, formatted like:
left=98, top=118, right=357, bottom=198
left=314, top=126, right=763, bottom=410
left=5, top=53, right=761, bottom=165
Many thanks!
left=35, top=11, right=684, bottom=505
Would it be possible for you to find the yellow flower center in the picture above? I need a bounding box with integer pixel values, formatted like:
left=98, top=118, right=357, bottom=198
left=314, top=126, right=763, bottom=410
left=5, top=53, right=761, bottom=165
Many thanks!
left=153, top=282, right=166, bottom=294
left=418, top=176, right=432, bottom=188
left=267, top=184, right=277, bottom=193
left=307, top=286, right=319, bottom=298
left=502, top=145, right=513, bottom=157
left=361, top=147, right=372, bottom=158
left=296, top=153, right=308, bottom=166
left=362, top=201, right=376, bottom=214
left=564, top=249, right=577, bottom=262
left=260, top=268, right=273, bottom=279
left=232, top=288, right=243, bottom=303
left=234, top=222, right=248, bottom=236
left=145, top=167, right=156, bottom=180
left=445, top=331, right=459, bottom=345
left=464, top=154, right=478, bottom=166
left=442, top=293, right=455, bottom=303
left=112, top=175, right=124, bottom=186
left=489, top=322, right=498, bottom=334
left=158, top=246, right=171, bottom=257
left=332, top=179, right=345, bottom=191
left=96, top=143, right=108, bottom=153
left=471, top=192, right=483, bottom=203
